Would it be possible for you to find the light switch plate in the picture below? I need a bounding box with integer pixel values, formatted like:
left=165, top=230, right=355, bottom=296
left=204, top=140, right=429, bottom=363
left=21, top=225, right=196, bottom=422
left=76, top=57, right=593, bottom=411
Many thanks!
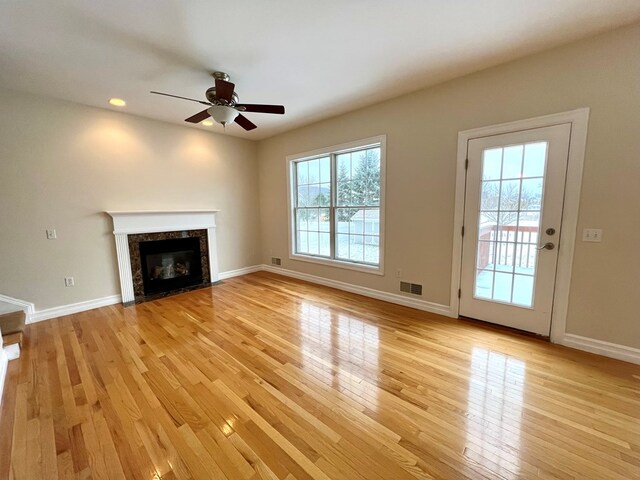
left=582, top=228, right=603, bottom=242
left=46, top=229, right=57, bottom=240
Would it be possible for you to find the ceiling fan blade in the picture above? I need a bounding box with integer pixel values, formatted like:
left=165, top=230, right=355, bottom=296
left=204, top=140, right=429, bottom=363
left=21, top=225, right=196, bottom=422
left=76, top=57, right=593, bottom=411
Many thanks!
left=215, top=79, right=235, bottom=102
left=185, top=109, right=211, bottom=123
left=234, top=114, right=257, bottom=131
left=235, top=104, right=285, bottom=114
left=150, top=91, right=211, bottom=106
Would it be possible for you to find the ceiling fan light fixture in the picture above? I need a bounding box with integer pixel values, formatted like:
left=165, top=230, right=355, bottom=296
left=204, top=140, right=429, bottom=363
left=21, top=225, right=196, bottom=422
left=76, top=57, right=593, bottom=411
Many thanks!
left=207, top=105, right=239, bottom=126
left=201, top=119, right=214, bottom=126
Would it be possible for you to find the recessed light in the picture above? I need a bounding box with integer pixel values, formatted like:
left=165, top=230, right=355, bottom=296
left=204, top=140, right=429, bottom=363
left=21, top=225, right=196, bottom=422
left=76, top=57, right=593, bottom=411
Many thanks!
left=201, top=119, right=214, bottom=126
left=109, top=98, right=126, bottom=107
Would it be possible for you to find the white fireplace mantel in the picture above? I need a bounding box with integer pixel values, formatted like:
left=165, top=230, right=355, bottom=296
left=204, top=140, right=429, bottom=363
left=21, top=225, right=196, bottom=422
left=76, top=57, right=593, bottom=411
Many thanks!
left=106, top=210, right=220, bottom=304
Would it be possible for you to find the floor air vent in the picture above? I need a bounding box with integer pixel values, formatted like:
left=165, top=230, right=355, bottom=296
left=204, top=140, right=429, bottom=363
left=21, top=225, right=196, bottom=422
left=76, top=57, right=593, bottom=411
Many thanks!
left=271, top=257, right=282, bottom=266
left=400, top=281, right=422, bottom=296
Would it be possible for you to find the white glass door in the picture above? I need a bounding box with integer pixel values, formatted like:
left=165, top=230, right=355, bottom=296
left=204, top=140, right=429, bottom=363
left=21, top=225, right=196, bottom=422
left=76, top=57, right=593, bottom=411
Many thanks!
left=459, top=124, right=571, bottom=335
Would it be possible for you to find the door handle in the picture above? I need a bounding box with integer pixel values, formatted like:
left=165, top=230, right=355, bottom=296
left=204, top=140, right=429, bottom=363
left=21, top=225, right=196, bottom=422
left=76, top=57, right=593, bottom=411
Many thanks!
left=537, top=242, right=555, bottom=251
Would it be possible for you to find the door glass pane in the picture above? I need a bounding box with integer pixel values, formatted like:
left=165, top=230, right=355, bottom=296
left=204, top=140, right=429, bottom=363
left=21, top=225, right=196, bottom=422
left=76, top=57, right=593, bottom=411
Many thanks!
left=493, top=272, right=513, bottom=302
left=502, top=145, right=523, bottom=179
left=513, top=275, right=534, bottom=306
left=474, top=142, right=547, bottom=308
left=482, top=148, right=502, bottom=180
left=523, top=142, right=547, bottom=178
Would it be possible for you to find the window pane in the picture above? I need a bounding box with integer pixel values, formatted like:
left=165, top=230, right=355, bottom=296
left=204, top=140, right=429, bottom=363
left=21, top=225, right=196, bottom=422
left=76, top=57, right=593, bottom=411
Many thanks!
left=319, top=233, right=330, bottom=257
left=297, top=230, right=308, bottom=253
left=307, top=231, right=319, bottom=255
left=348, top=235, right=364, bottom=262
left=337, top=233, right=349, bottom=258
left=297, top=185, right=309, bottom=207
left=307, top=184, right=330, bottom=207
left=319, top=208, right=330, bottom=232
left=337, top=180, right=352, bottom=206
left=336, top=209, right=351, bottom=232
left=297, top=161, right=309, bottom=185
left=296, top=209, right=308, bottom=231
left=319, top=157, right=330, bottom=183
left=364, top=236, right=379, bottom=264
left=350, top=209, right=364, bottom=234
left=307, top=159, right=320, bottom=184
left=364, top=208, right=380, bottom=235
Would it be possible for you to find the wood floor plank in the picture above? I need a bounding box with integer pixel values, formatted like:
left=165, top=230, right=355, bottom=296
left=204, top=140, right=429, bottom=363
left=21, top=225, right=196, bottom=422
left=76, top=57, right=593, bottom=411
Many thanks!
left=1, top=271, right=639, bottom=479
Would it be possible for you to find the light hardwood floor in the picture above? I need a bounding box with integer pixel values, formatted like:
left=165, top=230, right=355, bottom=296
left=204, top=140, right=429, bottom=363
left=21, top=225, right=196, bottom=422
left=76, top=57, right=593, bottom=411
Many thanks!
left=1, top=271, right=639, bottom=479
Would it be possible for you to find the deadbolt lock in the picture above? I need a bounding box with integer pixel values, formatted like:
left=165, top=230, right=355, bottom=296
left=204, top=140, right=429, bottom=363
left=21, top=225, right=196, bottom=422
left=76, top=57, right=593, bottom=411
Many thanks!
left=546, top=228, right=556, bottom=235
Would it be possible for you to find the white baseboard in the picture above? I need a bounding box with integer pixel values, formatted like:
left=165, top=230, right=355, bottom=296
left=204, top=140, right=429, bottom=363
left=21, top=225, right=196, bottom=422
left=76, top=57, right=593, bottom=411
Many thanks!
left=25, top=265, right=261, bottom=324
left=0, top=293, right=35, bottom=320
left=29, top=294, right=122, bottom=324
left=218, top=265, right=263, bottom=280
left=0, top=347, right=7, bottom=408
left=15, top=266, right=638, bottom=366
left=261, top=264, right=454, bottom=318
left=560, top=333, right=640, bottom=365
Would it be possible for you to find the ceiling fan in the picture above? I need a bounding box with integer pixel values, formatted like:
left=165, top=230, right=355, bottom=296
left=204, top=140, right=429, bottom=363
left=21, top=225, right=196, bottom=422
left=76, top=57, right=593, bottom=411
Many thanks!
left=150, top=71, right=285, bottom=131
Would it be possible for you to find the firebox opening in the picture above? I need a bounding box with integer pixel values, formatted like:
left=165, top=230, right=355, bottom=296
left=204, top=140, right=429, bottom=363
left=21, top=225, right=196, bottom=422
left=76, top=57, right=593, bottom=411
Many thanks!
left=139, top=237, right=203, bottom=296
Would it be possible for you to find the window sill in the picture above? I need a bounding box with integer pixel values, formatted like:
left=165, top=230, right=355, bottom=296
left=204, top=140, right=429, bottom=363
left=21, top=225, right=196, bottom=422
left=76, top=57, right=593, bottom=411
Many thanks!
left=289, top=253, right=384, bottom=276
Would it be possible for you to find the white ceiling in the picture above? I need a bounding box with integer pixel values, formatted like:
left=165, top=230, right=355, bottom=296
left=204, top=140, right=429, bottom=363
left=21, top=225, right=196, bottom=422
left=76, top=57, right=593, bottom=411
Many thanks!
left=1, top=1, right=639, bottom=140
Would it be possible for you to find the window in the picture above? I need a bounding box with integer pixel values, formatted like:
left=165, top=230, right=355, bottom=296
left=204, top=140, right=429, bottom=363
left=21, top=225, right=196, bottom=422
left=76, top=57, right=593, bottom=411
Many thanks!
left=288, top=136, right=385, bottom=273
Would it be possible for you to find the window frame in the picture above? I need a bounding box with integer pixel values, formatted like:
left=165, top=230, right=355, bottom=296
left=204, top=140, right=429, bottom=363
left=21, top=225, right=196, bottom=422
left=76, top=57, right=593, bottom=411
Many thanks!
left=286, top=135, right=386, bottom=275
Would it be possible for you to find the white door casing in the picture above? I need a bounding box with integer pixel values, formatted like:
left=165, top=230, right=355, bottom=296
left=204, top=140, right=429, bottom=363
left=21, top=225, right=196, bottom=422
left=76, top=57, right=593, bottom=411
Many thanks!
left=450, top=109, right=590, bottom=342
left=459, top=124, right=570, bottom=335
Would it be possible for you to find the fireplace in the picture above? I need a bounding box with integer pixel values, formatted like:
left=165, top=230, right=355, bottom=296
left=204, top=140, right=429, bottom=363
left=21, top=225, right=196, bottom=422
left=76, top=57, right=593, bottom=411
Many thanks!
left=107, top=210, right=220, bottom=305
left=140, top=236, right=203, bottom=296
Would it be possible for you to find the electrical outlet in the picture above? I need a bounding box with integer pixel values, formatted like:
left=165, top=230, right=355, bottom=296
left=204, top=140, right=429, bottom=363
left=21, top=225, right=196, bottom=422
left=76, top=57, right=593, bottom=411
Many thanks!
left=46, top=229, right=57, bottom=240
left=395, top=269, right=402, bottom=278
left=582, top=228, right=603, bottom=243
left=64, top=276, right=75, bottom=287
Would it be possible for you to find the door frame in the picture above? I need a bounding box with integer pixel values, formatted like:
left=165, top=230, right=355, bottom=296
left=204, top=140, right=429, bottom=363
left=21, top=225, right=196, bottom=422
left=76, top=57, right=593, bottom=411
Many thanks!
left=450, top=108, right=590, bottom=342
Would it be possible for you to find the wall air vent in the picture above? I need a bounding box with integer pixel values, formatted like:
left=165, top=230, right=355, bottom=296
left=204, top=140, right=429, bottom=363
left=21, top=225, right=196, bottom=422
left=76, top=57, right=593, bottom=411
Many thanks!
left=271, top=257, right=282, bottom=266
left=400, top=281, right=422, bottom=296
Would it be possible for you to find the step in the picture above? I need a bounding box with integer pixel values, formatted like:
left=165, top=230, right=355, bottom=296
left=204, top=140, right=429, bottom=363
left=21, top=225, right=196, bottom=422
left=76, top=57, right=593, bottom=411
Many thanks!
left=0, top=309, right=26, bottom=336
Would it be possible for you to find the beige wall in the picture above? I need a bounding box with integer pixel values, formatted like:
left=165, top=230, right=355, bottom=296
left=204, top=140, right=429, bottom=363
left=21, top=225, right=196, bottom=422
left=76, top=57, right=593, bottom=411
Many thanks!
left=0, top=90, right=260, bottom=310
left=258, top=24, right=640, bottom=349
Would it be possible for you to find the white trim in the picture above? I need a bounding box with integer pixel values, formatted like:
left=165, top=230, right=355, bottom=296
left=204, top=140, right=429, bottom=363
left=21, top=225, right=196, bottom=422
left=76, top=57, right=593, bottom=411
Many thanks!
left=218, top=265, right=263, bottom=280
left=262, top=264, right=454, bottom=318
left=0, top=293, right=35, bottom=316
left=29, top=295, right=122, bottom=324
left=288, top=253, right=384, bottom=276
left=0, top=346, right=7, bottom=407
left=560, top=334, right=640, bottom=365
left=450, top=108, right=590, bottom=342
left=286, top=134, right=387, bottom=275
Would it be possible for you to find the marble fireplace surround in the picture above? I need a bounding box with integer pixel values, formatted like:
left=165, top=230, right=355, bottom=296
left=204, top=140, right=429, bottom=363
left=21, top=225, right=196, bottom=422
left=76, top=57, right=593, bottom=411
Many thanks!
left=107, top=210, right=219, bottom=304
